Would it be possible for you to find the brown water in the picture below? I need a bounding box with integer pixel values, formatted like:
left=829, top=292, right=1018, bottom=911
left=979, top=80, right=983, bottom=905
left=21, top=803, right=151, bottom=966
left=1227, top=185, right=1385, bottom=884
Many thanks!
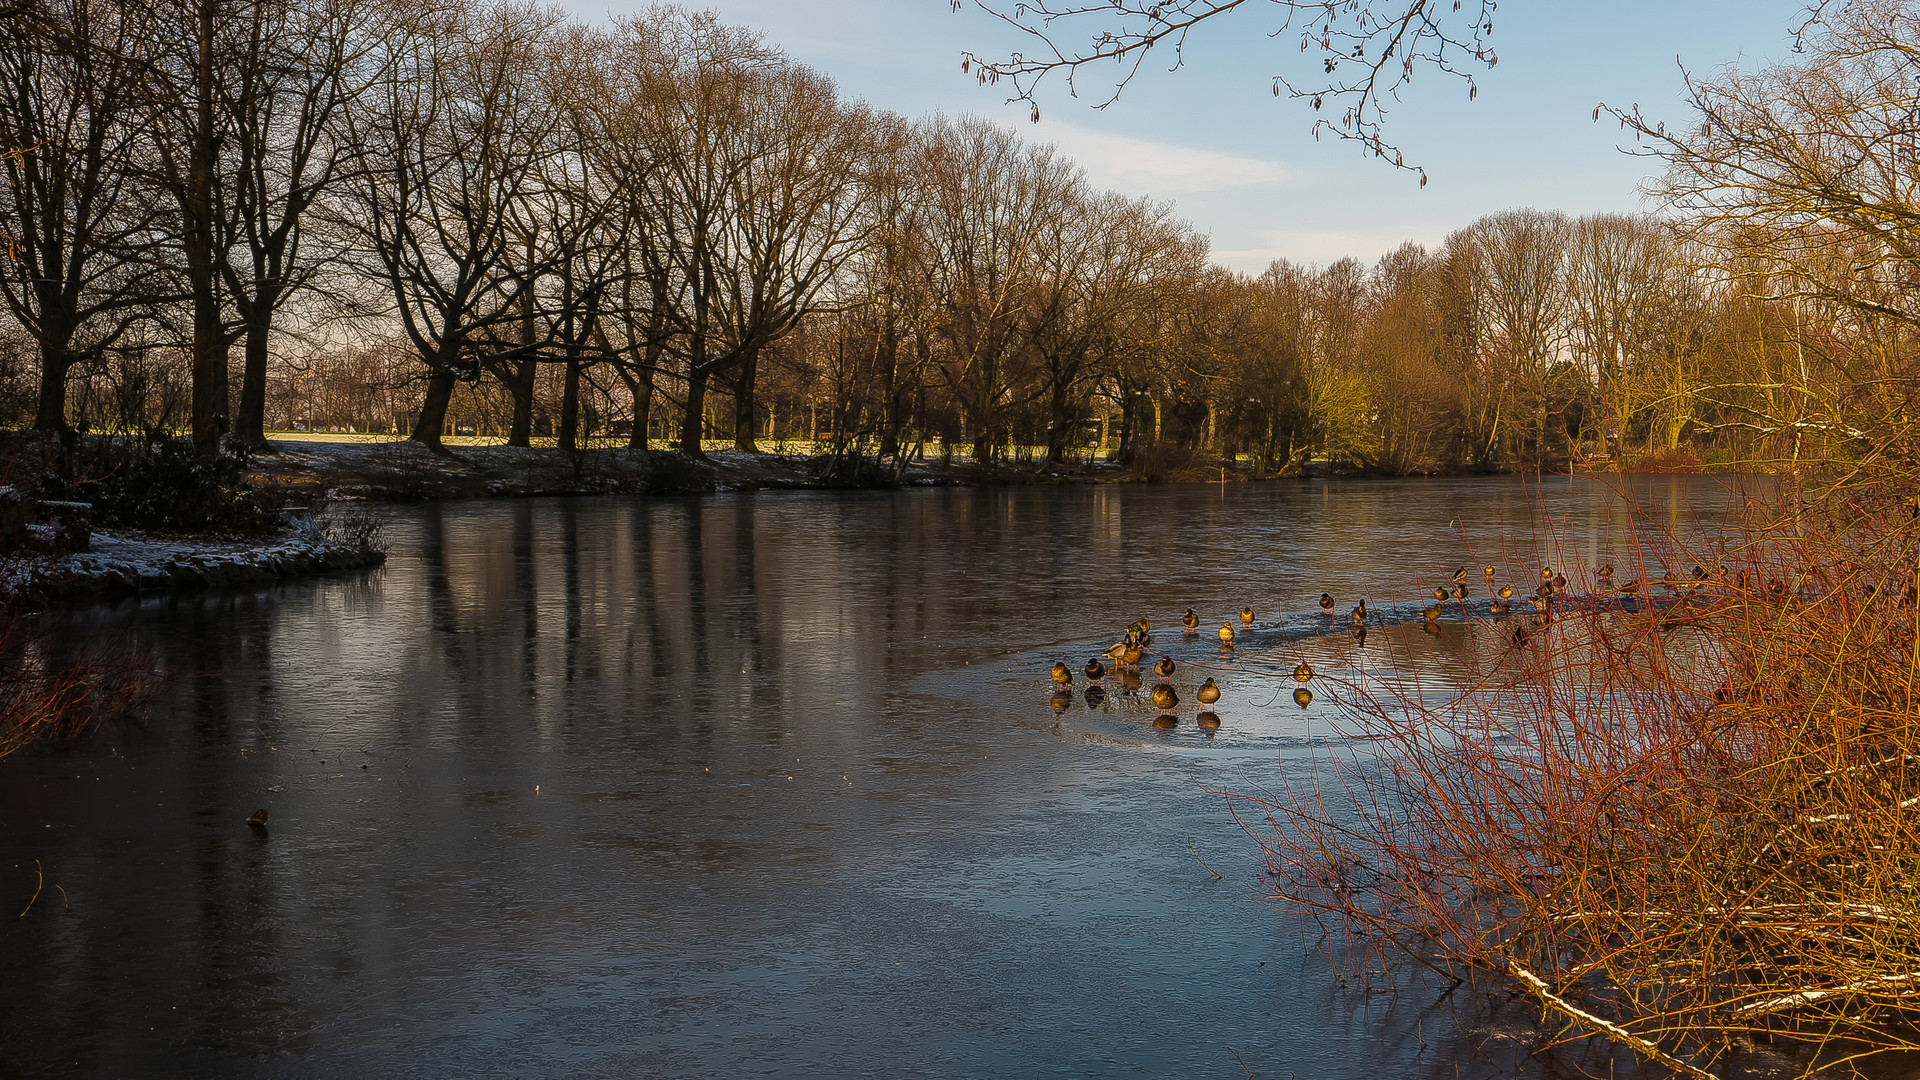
left=0, top=477, right=1777, bottom=1078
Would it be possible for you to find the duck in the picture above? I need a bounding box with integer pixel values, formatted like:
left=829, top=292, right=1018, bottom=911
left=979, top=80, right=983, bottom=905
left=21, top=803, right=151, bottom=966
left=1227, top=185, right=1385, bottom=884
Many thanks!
left=1218, top=623, right=1235, bottom=643
left=1154, top=655, right=1176, bottom=681
left=1103, top=641, right=1129, bottom=665
left=246, top=807, right=270, bottom=828
left=1553, top=573, right=1567, bottom=591
left=1349, top=599, right=1368, bottom=624
left=1529, top=594, right=1551, bottom=614
left=1498, top=584, right=1514, bottom=601
left=1197, top=678, right=1221, bottom=705
left=1293, top=661, right=1313, bottom=682
left=1319, top=593, right=1335, bottom=615
left=1182, top=608, right=1199, bottom=632
left=1151, top=683, right=1179, bottom=710
left=1597, top=563, right=1615, bottom=585
left=1050, top=662, right=1072, bottom=687
left=1084, top=658, right=1106, bottom=681
left=1483, top=565, right=1496, bottom=579
left=1490, top=597, right=1511, bottom=615
left=1292, top=687, right=1313, bottom=708
left=1239, top=606, right=1254, bottom=626
left=1432, top=585, right=1449, bottom=603
left=1452, top=582, right=1470, bottom=601
left=1541, top=566, right=1554, bottom=582
left=1453, top=567, right=1469, bottom=584
left=1121, top=644, right=1144, bottom=668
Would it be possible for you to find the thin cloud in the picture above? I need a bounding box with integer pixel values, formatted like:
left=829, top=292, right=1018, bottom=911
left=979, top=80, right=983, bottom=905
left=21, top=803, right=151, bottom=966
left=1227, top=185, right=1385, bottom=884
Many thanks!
left=1033, top=121, right=1290, bottom=197
left=1212, top=227, right=1445, bottom=271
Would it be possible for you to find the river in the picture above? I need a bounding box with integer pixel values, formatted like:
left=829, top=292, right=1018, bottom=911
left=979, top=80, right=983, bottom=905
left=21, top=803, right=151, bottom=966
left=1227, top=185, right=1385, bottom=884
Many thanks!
left=0, top=476, right=1765, bottom=1077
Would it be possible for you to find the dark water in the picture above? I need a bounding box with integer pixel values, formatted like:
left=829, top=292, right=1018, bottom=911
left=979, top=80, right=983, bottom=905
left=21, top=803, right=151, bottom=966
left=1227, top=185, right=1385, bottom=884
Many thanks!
left=0, top=477, right=1768, bottom=1078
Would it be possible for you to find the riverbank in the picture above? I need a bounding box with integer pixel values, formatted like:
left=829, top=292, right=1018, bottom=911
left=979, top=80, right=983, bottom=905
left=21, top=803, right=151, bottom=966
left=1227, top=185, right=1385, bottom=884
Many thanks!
left=0, top=526, right=386, bottom=607
left=245, top=438, right=1741, bottom=500
left=246, top=436, right=1150, bottom=499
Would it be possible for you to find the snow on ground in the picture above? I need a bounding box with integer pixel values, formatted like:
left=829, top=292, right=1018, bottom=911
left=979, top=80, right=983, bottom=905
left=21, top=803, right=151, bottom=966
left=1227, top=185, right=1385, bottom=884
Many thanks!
left=1, top=525, right=384, bottom=607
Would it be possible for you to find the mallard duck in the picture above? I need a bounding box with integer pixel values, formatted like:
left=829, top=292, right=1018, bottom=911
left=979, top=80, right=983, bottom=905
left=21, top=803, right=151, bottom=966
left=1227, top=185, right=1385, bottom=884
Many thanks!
left=1452, top=582, right=1469, bottom=601
left=1293, top=687, right=1313, bottom=708
left=1103, top=641, right=1129, bottom=665
left=1453, top=567, right=1468, bottom=584
left=1319, top=592, right=1335, bottom=615
left=1197, top=678, right=1221, bottom=705
left=1154, top=655, right=1176, bottom=680
left=1431, top=585, right=1448, bottom=603
left=246, top=808, right=270, bottom=828
left=1181, top=608, right=1199, bottom=631
left=1349, top=600, right=1368, bottom=624
left=1050, top=662, right=1072, bottom=686
left=1136, top=618, right=1154, bottom=633
left=1530, top=594, right=1551, bottom=613
left=1483, top=565, right=1496, bottom=579
left=1121, top=644, right=1143, bottom=668
left=1597, top=563, right=1615, bottom=584
left=1218, top=623, right=1235, bottom=643
left=1541, top=566, right=1554, bottom=581
left=1423, top=604, right=1440, bottom=623
left=1151, top=683, right=1179, bottom=710
left=1498, top=584, right=1513, bottom=600
left=1490, top=598, right=1511, bottom=615
left=1293, top=661, right=1313, bottom=682
left=1553, top=573, right=1567, bottom=591
left=1084, top=658, right=1105, bottom=681
left=1239, top=606, right=1254, bottom=625
left=1196, top=711, right=1221, bottom=730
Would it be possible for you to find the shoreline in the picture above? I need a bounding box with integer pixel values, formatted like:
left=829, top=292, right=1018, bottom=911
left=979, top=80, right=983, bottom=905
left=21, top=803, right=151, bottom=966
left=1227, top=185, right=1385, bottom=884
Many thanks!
left=1, top=528, right=385, bottom=609
left=244, top=436, right=1741, bottom=502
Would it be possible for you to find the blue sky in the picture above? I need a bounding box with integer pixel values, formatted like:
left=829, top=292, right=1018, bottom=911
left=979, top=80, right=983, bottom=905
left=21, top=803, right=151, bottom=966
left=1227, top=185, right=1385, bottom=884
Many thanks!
left=574, top=1, right=1811, bottom=271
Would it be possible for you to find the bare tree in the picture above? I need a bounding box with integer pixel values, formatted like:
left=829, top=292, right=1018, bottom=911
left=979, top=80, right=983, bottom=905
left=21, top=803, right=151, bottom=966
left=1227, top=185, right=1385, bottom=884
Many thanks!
left=342, top=0, right=557, bottom=452
left=956, top=0, right=1497, bottom=180
left=0, top=0, right=163, bottom=436
left=221, top=0, right=385, bottom=448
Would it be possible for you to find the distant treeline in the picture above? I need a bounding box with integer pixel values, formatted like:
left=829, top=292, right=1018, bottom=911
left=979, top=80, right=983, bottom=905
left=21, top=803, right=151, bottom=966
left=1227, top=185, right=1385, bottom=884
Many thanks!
left=0, top=0, right=1891, bottom=474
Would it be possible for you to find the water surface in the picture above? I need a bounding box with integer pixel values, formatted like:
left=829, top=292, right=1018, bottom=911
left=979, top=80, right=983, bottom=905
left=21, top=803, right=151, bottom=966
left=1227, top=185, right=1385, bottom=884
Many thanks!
left=1, top=476, right=1768, bottom=1077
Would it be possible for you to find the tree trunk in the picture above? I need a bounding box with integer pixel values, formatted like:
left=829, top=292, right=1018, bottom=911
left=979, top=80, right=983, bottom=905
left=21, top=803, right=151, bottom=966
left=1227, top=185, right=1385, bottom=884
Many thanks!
left=187, top=0, right=226, bottom=460
left=234, top=286, right=278, bottom=449
left=731, top=346, right=758, bottom=452
left=507, top=273, right=537, bottom=446
left=558, top=351, right=582, bottom=452
left=33, top=344, right=72, bottom=434
left=679, top=368, right=708, bottom=455
left=411, top=366, right=458, bottom=452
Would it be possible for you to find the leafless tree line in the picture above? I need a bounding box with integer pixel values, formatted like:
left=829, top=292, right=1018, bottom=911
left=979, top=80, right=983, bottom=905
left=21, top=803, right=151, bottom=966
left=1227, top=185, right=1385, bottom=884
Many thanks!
left=0, top=0, right=1892, bottom=478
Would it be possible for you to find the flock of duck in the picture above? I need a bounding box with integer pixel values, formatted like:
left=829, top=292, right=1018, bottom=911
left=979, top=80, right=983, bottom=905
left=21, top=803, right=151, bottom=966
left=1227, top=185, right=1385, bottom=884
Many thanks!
left=1045, top=562, right=1645, bottom=728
